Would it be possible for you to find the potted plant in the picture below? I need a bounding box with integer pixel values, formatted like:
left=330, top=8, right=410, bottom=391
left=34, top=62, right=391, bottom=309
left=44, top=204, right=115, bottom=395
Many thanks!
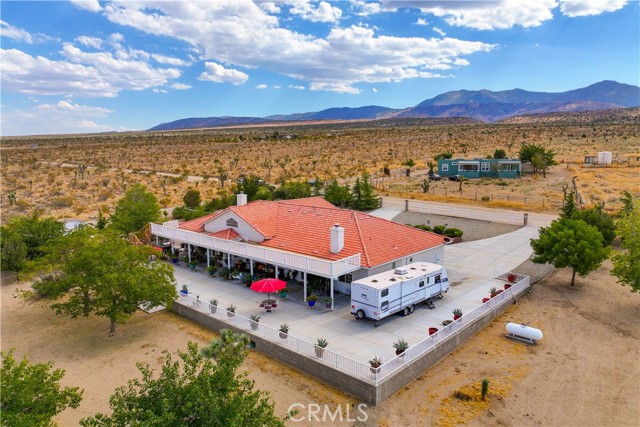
left=171, top=254, right=179, bottom=264
left=453, top=308, right=463, bottom=320
left=188, top=260, right=198, bottom=271
left=180, top=284, right=189, bottom=295
left=482, top=297, right=490, bottom=303
left=428, top=327, right=439, bottom=336
left=279, top=288, right=289, bottom=299
left=207, top=265, right=217, bottom=276
left=219, top=267, right=230, bottom=280
left=324, top=298, right=332, bottom=309
left=504, top=283, right=512, bottom=290
left=278, top=323, right=289, bottom=339
left=489, top=287, right=498, bottom=298
left=392, top=338, right=409, bottom=356
left=315, top=337, right=328, bottom=357
left=507, top=273, right=516, bottom=283
left=243, top=274, right=253, bottom=287
left=249, top=314, right=261, bottom=331
left=306, top=295, right=317, bottom=308
left=369, top=355, right=382, bottom=374
left=226, top=303, right=237, bottom=317
left=209, top=299, right=218, bottom=314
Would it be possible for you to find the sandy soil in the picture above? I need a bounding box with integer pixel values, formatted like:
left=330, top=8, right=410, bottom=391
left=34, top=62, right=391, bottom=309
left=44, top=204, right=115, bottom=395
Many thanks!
left=1, top=261, right=638, bottom=427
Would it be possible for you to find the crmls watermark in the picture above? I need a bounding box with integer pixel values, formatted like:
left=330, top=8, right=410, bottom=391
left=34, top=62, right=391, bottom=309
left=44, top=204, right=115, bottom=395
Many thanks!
left=287, top=403, right=368, bottom=423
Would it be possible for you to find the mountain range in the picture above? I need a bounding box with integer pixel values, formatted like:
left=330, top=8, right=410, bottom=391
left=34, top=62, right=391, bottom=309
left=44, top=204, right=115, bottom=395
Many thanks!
left=149, top=80, right=640, bottom=131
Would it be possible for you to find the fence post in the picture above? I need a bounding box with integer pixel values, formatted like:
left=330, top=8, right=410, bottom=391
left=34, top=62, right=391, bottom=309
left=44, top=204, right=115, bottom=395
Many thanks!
left=524, top=213, right=528, bottom=226
left=379, top=197, right=383, bottom=208
left=405, top=199, right=409, bottom=211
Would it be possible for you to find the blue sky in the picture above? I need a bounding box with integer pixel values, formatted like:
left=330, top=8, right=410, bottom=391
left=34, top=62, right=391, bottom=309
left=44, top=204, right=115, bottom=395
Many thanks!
left=1, top=0, right=638, bottom=135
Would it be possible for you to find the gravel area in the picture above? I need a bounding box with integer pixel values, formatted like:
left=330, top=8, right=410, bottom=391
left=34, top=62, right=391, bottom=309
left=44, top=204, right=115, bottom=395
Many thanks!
left=393, top=211, right=522, bottom=242
left=512, top=255, right=556, bottom=284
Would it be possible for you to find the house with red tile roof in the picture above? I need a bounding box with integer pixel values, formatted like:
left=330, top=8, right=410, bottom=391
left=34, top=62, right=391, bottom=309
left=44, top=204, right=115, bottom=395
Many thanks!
left=151, top=195, right=445, bottom=308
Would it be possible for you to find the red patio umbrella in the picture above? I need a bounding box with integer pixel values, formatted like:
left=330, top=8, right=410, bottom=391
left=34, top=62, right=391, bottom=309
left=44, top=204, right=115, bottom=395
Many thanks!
left=250, top=277, right=287, bottom=303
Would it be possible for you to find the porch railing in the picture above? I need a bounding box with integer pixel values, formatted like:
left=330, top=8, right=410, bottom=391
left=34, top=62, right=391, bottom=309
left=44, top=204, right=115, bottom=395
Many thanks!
left=151, top=223, right=361, bottom=278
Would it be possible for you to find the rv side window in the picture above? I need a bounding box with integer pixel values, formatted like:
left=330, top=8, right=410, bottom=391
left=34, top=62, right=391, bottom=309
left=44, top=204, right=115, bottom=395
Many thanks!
left=361, top=294, right=368, bottom=301
left=419, top=281, right=424, bottom=288
left=435, top=274, right=441, bottom=283
left=381, top=301, right=389, bottom=312
left=381, top=289, right=389, bottom=297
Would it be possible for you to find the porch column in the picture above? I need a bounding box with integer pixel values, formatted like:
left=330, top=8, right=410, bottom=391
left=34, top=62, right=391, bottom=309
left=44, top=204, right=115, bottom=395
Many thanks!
left=155, top=235, right=159, bottom=246
left=330, top=278, right=335, bottom=311
left=303, top=271, right=308, bottom=302
left=275, top=265, right=279, bottom=279
left=250, top=260, right=254, bottom=278
left=227, top=252, right=231, bottom=269
left=187, top=244, right=191, bottom=262
left=206, top=249, right=210, bottom=267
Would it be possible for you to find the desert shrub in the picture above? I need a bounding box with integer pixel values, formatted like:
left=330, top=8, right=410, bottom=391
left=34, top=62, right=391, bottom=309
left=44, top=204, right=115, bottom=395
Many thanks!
left=97, top=190, right=114, bottom=201
left=497, top=181, right=509, bottom=186
left=481, top=195, right=491, bottom=202
left=50, top=196, right=74, bottom=208
left=14, top=200, right=32, bottom=211
left=414, top=224, right=432, bottom=232
left=444, top=228, right=463, bottom=238
left=432, top=225, right=446, bottom=235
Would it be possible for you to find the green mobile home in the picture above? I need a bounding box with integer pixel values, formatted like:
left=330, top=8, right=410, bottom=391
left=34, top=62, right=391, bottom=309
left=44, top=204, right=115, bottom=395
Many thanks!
left=438, top=158, right=521, bottom=179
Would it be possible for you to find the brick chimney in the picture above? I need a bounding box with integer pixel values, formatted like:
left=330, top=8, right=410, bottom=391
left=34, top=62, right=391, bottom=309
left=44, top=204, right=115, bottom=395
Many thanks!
left=330, top=223, right=344, bottom=254
left=236, top=192, right=247, bottom=206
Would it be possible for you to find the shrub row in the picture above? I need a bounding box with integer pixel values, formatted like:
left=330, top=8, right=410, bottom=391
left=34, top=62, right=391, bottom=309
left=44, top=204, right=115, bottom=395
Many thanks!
left=413, top=224, right=463, bottom=238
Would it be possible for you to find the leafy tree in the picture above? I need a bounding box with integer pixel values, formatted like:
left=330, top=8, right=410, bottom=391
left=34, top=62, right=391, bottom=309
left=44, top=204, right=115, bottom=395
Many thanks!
left=0, top=228, right=27, bottom=280
left=5, top=211, right=65, bottom=260
left=1, top=349, right=83, bottom=427
left=493, top=149, right=507, bottom=159
left=571, top=203, right=616, bottom=246
left=531, top=218, right=609, bottom=286
left=34, top=229, right=176, bottom=335
left=403, top=159, right=415, bottom=168
left=109, top=184, right=160, bottom=235
left=311, top=177, right=324, bottom=197
left=237, top=175, right=266, bottom=202
left=351, top=173, right=378, bottom=210
left=324, top=179, right=352, bottom=207
left=560, top=189, right=577, bottom=218
left=434, top=152, right=453, bottom=161
left=611, top=202, right=640, bottom=293
left=80, top=336, right=285, bottom=427
left=519, top=143, right=556, bottom=176
left=96, top=208, right=108, bottom=230
left=620, top=191, right=634, bottom=216
left=183, top=189, right=202, bottom=209
left=273, top=181, right=311, bottom=200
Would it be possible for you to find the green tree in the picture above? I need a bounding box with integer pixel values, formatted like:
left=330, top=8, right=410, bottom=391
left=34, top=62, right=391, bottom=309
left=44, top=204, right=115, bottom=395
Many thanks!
left=560, top=190, right=577, bottom=218
left=351, top=173, right=378, bottom=210
left=183, top=189, right=202, bottom=209
left=34, top=229, right=176, bottom=335
left=5, top=211, right=65, bottom=260
left=0, top=228, right=27, bottom=280
left=96, top=208, right=108, bottom=230
left=571, top=203, right=616, bottom=246
left=531, top=218, right=609, bottom=286
left=434, top=152, right=453, bottom=161
left=324, top=179, right=352, bottom=207
left=402, top=158, right=415, bottom=169
left=80, top=337, right=285, bottom=427
left=1, top=349, right=83, bottom=427
left=519, top=143, right=556, bottom=176
left=109, top=184, right=160, bottom=235
left=273, top=181, right=311, bottom=200
left=620, top=191, right=634, bottom=216
left=493, top=149, right=507, bottom=159
left=611, top=202, right=640, bottom=293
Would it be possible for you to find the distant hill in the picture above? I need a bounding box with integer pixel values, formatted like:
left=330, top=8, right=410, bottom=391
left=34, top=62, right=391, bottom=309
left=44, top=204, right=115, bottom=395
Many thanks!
left=149, top=80, right=640, bottom=130
left=496, top=107, right=640, bottom=125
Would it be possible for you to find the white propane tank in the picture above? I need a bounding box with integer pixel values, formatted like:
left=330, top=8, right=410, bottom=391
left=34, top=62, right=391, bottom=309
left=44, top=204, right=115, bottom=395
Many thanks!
left=506, top=323, right=543, bottom=343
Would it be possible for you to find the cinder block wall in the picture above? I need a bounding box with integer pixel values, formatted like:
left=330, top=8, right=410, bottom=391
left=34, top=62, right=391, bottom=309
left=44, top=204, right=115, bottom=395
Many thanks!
left=172, top=283, right=530, bottom=405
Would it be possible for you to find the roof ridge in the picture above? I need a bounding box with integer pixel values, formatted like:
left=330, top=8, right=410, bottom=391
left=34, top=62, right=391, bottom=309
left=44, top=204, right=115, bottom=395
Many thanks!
left=352, top=210, right=372, bottom=267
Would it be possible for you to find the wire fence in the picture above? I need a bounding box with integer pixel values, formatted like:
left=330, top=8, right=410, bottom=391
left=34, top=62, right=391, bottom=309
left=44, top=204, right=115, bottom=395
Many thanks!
left=174, top=272, right=530, bottom=384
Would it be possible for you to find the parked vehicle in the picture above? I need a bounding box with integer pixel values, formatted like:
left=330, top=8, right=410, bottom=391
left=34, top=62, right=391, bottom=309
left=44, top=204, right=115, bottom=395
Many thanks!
left=351, top=262, right=449, bottom=326
left=448, top=174, right=462, bottom=181
left=428, top=173, right=442, bottom=181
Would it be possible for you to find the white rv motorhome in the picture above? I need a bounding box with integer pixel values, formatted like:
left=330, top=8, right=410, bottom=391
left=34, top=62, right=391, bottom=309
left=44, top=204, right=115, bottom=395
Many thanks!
left=350, top=262, right=449, bottom=326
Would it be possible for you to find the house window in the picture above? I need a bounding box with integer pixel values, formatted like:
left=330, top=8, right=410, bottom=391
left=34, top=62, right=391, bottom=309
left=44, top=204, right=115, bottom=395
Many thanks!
left=339, top=274, right=353, bottom=284
left=503, top=164, right=513, bottom=171
left=226, top=218, right=238, bottom=227
left=481, top=162, right=490, bottom=172
left=452, top=162, right=458, bottom=166
left=441, top=164, right=449, bottom=172
left=381, top=289, right=389, bottom=297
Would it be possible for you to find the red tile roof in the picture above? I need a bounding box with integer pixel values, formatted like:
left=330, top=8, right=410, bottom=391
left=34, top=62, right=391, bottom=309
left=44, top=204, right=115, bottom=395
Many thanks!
left=178, top=197, right=444, bottom=268
left=178, top=212, right=222, bottom=232
left=208, top=228, right=242, bottom=240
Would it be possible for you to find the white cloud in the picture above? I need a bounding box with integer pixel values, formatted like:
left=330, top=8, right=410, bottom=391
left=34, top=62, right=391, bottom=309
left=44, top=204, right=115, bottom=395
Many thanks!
left=416, top=18, right=429, bottom=26
left=1, top=100, right=113, bottom=136
left=289, top=1, right=343, bottom=23
left=559, top=0, right=628, bottom=17
left=198, top=62, right=248, bottom=85
left=258, top=2, right=281, bottom=14
left=353, top=0, right=383, bottom=16
left=75, top=35, right=103, bottom=49
left=372, top=87, right=378, bottom=93
left=256, top=83, right=268, bottom=89
left=171, top=82, right=192, bottom=90
left=70, top=0, right=102, bottom=13
left=433, top=27, right=446, bottom=36
left=99, top=2, right=494, bottom=93
left=1, top=20, right=33, bottom=43
left=288, top=84, right=305, bottom=90
left=152, top=53, right=189, bottom=66
left=273, top=85, right=282, bottom=89
left=152, top=88, right=168, bottom=93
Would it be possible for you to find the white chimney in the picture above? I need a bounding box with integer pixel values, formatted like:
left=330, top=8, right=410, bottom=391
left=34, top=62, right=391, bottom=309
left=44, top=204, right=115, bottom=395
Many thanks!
left=237, top=192, right=247, bottom=206
left=330, top=223, right=344, bottom=254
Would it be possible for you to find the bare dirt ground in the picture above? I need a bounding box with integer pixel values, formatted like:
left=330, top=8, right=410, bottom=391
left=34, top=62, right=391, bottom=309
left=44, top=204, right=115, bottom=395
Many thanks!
left=2, top=260, right=638, bottom=427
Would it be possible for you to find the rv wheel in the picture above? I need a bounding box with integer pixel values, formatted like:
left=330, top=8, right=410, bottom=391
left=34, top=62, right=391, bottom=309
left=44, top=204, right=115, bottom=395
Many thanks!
left=356, top=309, right=365, bottom=320
left=437, top=294, right=444, bottom=299
left=402, top=307, right=410, bottom=316
left=409, top=304, right=415, bottom=314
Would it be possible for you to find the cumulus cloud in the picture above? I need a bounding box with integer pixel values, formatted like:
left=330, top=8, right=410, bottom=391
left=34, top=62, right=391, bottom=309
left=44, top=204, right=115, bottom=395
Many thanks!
left=1, top=100, right=113, bottom=136
left=198, top=62, right=249, bottom=85
left=256, top=83, right=268, bottom=89
left=171, top=82, right=192, bottom=90
left=1, top=20, right=33, bottom=43
left=289, top=1, right=343, bottom=23
left=75, top=35, right=103, bottom=49
left=353, top=0, right=382, bottom=16
left=559, top=0, right=628, bottom=17
left=288, top=84, right=305, bottom=90
left=70, top=0, right=102, bottom=12
left=433, top=27, right=446, bottom=36
left=99, top=1, right=494, bottom=93
left=416, top=18, right=429, bottom=26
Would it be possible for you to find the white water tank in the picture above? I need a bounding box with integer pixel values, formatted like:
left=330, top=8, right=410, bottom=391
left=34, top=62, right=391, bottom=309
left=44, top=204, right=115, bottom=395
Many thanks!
left=506, top=323, right=543, bottom=342
left=598, top=151, right=612, bottom=165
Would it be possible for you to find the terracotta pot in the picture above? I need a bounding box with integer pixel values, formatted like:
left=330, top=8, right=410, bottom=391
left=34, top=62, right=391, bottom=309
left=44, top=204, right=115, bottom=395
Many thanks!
left=428, top=327, right=438, bottom=335
left=482, top=298, right=490, bottom=303
left=508, top=274, right=516, bottom=282
left=453, top=315, right=461, bottom=320
left=504, top=284, right=512, bottom=290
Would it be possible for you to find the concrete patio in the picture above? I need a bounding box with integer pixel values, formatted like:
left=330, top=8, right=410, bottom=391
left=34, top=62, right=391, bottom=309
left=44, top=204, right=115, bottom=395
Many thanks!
left=168, top=224, right=540, bottom=364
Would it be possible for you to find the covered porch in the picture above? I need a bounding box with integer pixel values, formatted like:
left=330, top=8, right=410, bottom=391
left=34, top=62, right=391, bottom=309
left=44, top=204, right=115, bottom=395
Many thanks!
left=151, top=221, right=361, bottom=310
